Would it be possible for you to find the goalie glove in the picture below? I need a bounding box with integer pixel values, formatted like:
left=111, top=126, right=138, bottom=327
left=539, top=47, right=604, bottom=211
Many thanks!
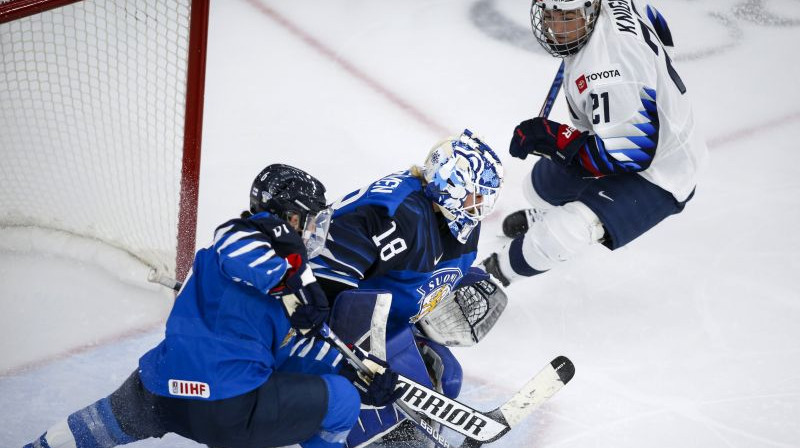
left=417, top=266, right=508, bottom=347
left=339, top=348, right=403, bottom=408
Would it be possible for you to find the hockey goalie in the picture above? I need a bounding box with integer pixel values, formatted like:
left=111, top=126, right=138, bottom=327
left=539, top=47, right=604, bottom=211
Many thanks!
left=280, top=273, right=510, bottom=447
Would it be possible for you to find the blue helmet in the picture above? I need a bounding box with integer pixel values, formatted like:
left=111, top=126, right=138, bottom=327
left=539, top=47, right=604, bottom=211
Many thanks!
left=422, top=130, right=504, bottom=243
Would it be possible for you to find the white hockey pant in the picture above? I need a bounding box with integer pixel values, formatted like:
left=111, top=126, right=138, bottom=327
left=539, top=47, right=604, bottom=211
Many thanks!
left=521, top=171, right=556, bottom=211
left=499, top=201, right=605, bottom=282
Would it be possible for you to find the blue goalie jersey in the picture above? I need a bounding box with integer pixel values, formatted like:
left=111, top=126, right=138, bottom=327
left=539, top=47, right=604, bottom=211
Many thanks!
left=310, top=171, right=480, bottom=336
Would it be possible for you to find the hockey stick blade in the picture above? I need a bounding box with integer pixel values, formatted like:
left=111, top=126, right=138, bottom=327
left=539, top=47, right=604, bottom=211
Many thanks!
left=459, top=356, right=575, bottom=447
left=397, top=356, right=574, bottom=445
left=156, top=278, right=574, bottom=447
left=158, top=277, right=452, bottom=447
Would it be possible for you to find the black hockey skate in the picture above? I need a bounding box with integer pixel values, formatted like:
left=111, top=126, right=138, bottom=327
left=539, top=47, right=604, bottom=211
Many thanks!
left=501, top=208, right=544, bottom=238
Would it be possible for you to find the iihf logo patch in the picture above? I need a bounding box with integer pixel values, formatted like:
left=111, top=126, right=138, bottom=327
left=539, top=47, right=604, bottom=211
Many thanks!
left=410, top=267, right=463, bottom=323
left=168, top=379, right=210, bottom=398
left=576, top=75, right=588, bottom=94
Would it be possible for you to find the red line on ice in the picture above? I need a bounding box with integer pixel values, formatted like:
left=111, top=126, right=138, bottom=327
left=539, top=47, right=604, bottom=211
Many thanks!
left=245, top=0, right=450, bottom=137
left=1, top=321, right=163, bottom=377
left=708, top=110, right=800, bottom=149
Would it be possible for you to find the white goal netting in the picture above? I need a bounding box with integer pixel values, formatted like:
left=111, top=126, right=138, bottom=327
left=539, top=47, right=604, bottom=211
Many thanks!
left=0, top=0, right=204, bottom=277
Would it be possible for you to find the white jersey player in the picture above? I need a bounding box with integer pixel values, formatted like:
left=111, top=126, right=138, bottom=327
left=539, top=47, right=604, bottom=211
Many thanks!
left=482, top=0, right=708, bottom=286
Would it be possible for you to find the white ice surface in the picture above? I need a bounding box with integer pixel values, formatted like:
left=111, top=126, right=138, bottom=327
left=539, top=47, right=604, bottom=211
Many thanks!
left=2, top=0, right=800, bottom=446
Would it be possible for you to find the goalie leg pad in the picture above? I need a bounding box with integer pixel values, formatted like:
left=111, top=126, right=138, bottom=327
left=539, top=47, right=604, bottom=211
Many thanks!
left=419, top=339, right=463, bottom=399
left=345, top=326, right=434, bottom=448
left=386, top=326, right=436, bottom=388
left=280, top=289, right=393, bottom=376
left=328, top=289, right=392, bottom=353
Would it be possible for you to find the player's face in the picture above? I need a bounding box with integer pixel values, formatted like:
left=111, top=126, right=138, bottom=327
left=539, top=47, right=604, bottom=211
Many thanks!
left=542, top=9, right=587, bottom=45
left=286, top=212, right=301, bottom=232
left=463, top=193, right=484, bottom=216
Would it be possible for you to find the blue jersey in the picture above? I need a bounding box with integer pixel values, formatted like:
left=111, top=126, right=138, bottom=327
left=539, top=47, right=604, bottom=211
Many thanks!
left=139, top=212, right=303, bottom=401
left=310, top=171, right=479, bottom=335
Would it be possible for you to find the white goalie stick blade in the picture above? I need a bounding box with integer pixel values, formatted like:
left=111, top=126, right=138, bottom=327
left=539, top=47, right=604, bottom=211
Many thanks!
left=499, top=355, right=574, bottom=428
left=459, top=356, right=575, bottom=447
left=153, top=277, right=574, bottom=447
left=396, top=356, right=575, bottom=446
left=397, top=375, right=507, bottom=443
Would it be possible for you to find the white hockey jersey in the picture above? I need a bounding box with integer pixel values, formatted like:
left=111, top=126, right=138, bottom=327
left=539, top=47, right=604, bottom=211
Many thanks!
left=562, top=0, right=708, bottom=202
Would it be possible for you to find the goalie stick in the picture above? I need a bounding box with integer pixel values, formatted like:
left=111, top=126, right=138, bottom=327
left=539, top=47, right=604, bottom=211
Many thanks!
left=323, top=324, right=574, bottom=447
left=152, top=273, right=454, bottom=446
left=457, top=355, right=574, bottom=447
left=152, top=272, right=575, bottom=446
left=395, top=355, right=574, bottom=447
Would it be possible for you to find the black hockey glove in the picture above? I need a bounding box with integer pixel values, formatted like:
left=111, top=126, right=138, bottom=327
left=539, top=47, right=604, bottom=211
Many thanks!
left=339, top=350, right=403, bottom=408
left=270, top=254, right=330, bottom=335
left=246, top=213, right=330, bottom=334
left=509, top=117, right=587, bottom=166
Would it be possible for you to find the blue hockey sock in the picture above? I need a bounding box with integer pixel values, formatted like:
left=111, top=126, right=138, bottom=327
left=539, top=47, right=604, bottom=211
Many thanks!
left=25, top=397, right=137, bottom=448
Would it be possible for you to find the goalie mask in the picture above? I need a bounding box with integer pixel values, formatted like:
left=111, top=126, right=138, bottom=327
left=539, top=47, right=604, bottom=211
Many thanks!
left=531, top=0, right=601, bottom=57
left=422, top=129, right=504, bottom=244
left=250, top=164, right=332, bottom=259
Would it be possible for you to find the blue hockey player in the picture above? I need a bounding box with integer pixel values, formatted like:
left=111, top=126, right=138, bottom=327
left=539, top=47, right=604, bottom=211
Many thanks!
left=312, top=129, right=504, bottom=335
left=23, top=164, right=400, bottom=448
left=290, top=129, right=507, bottom=446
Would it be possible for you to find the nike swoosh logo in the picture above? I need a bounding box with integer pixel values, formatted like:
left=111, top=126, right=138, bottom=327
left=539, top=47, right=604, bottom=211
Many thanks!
left=434, top=253, right=443, bottom=265
left=598, top=191, right=614, bottom=201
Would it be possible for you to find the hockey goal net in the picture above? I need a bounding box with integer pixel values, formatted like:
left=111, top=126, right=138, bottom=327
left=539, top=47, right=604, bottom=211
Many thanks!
left=0, top=0, right=209, bottom=282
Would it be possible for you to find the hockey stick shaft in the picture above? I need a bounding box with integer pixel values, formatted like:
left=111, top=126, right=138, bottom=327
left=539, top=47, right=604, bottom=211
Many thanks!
left=156, top=276, right=452, bottom=448
left=460, top=355, right=575, bottom=447
left=155, top=276, right=572, bottom=446
left=318, top=324, right=453, bottom=448
left=538, top=61, right=565, bottom=118
left=148, top=269, right=182, bottom=291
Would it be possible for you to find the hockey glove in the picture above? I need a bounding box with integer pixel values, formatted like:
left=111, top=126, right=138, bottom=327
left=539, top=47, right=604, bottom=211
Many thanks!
left=509, top=117, right=587, bottom=166
left=270, top=253, right=330, bottom=335
left=418, top=265, right=508, bottom=346
left=455, top=266, right=490, bottom=289
left=339, top=350, right=403, bottom=408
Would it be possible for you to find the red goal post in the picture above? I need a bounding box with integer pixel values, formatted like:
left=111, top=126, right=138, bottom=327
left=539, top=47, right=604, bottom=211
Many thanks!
left=0, top=0, right=209, bottom=283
